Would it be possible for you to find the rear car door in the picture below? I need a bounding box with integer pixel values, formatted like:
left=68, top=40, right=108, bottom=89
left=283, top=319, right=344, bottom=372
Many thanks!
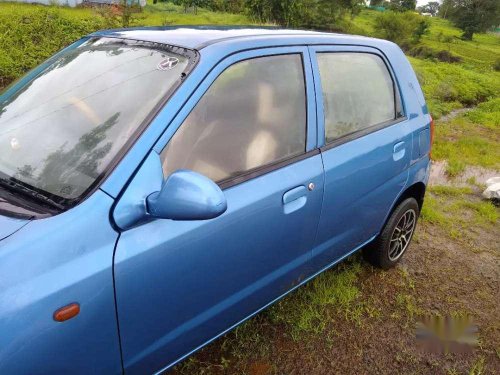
left=309, top=45, right=412, bottom=270
left=113, top=47, right=324, bottom=374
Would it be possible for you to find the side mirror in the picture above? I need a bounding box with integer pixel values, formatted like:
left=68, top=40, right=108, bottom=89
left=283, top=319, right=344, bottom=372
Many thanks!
left=146, top=170, right=227, bottom=221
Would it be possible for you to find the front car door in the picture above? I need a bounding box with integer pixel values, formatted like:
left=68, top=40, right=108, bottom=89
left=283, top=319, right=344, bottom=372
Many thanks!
left=113, top=47, right=324, bottom=374
left=309, top=45, right=412, bottom=270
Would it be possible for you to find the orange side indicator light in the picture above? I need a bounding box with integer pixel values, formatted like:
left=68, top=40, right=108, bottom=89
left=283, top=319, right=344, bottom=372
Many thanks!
left=53, top=303, right=80, bottom=322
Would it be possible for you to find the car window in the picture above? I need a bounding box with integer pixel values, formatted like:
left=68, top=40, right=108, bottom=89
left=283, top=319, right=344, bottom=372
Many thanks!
left=317, top=52, right=397, bottom=143
left=161, top=54, right=307, bottom=183
left=0, top=37, right=192, bottom=204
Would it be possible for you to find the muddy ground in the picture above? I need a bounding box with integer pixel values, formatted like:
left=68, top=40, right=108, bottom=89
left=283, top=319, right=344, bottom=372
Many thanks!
left=170, top=166, right=499, bottom=375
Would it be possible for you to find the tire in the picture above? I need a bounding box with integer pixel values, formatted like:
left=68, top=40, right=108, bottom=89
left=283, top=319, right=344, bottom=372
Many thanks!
left=363, top=197, right=419, bottom=270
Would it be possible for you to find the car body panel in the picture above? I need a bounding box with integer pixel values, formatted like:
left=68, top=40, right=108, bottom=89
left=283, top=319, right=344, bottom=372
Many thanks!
left=0, top=191, right=121, bottom=374
left=0, top=215, right=30, bottom=240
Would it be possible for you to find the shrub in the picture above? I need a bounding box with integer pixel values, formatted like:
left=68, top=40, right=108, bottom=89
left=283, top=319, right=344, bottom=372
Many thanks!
left=374, top=11, right=429, bottom=50
left=435, top=49, right=461, bottom=63
left=0, top=6, right=103, bottom=88
left=94, top=3, right=144, bottom=28
left=409, top=45, right=461, bottom=63
left=494, top=58, right=500, bottom=72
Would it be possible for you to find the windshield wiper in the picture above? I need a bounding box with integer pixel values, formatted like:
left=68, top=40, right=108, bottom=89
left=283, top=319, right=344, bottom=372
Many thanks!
left=0, top=177, right=64, bottom=211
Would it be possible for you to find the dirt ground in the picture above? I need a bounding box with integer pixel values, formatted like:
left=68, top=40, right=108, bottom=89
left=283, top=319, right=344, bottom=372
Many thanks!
left=170, top=166, right=499, bottom=375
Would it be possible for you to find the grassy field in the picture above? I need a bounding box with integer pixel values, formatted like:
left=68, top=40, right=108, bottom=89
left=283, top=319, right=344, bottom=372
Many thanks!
left=0, top=3, right=499, bottom=374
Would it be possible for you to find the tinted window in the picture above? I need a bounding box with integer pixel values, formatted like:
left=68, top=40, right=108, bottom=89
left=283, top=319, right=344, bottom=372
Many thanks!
left=161, top=54, right=306, bottom=183
left=0, top=37, right=191, bottom=202
left=317, top=53, right=396, bottom=143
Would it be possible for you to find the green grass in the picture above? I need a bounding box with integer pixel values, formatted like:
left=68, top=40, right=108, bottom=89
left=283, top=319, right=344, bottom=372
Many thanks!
left=422, top=17, right=500, bottom=72
left=468, top=356, right=486, bottom=375
left=432, top=98, right=500, bottom=176
left=428, top=185, right=474, bottom=196
left=465, top=98, right=500, bottom=130
left=266, top=259, right=363, bottom=340
left=421, top=186, right=499, bottom=239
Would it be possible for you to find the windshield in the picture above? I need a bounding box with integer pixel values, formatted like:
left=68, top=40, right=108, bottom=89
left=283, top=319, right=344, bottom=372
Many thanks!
left=0, top=37, right=192, bottom=207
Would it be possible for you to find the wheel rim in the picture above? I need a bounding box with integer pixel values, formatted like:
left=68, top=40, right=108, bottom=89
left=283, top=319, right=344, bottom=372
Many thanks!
left=388, top=209, right=417, bottom=262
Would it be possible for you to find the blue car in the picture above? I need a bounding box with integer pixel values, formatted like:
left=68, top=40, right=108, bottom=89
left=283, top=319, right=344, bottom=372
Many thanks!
left=0, top=27, right=432, bottom=374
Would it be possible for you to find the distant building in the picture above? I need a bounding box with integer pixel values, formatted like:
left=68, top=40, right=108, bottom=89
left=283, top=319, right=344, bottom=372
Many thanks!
left=11, top=0, right=146, bottom=7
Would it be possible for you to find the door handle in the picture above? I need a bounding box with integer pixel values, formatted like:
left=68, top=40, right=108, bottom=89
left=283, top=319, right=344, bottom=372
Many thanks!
left=393, top=141, right=406, bottom=161
left=283, top=186, right=308, bottom=214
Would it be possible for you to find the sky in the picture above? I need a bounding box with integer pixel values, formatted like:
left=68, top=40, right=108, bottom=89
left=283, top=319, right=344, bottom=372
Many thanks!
left=416, top=0, right=433, bottom=6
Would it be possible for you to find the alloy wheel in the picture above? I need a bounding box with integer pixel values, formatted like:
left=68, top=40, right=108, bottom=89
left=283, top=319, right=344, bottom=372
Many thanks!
left=388, top=209, right=417, bottom=261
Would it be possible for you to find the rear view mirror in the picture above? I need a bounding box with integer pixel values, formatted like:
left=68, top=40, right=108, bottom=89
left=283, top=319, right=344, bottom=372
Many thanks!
left=146, top=170, right=227, bottom=221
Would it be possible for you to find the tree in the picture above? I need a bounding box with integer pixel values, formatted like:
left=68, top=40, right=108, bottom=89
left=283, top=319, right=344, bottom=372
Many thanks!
left=374, top=11, right=430, bottom=49
left=418, top=1, right=440, bottom=15
left=389, top=0, right=417, bottom=11
left=370, top=0, right=384, bottom=6
left=439, top=0, right=451, bottom=18
left=426, top=1, right=440, bottom=15
left=446, top=0, right=500, bottom=40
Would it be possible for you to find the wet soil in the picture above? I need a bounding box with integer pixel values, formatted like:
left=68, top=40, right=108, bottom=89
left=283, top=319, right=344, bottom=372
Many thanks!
left=429, top=160, right=498, bottom=186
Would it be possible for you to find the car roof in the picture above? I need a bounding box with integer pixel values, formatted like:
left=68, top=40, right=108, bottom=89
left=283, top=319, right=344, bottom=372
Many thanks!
left=90, top=26, right=373, bottom=50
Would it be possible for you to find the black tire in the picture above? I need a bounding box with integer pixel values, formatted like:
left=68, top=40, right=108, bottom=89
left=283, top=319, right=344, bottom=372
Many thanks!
left=363, top=197, right=419, bottom=270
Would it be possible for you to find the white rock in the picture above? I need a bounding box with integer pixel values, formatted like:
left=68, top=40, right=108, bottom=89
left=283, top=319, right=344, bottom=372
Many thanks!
left=482, top=178, right=500, bottom=200
left=485, top=177, right=500, bottom=186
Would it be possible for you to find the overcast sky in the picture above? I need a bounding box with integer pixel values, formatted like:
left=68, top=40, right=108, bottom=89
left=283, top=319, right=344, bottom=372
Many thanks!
left=416, top=0, right=433, bottom=6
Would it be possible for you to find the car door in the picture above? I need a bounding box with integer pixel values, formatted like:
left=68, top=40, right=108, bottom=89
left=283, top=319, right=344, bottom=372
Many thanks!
left=113, top=47, right=324, bottom=374
left=309, top=46, right=412, bottom=270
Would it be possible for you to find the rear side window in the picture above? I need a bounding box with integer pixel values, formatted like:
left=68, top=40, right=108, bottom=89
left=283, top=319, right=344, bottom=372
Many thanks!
left=317, top=52, right=399, bottom=143
left=161, top=54, right=306, bottom=183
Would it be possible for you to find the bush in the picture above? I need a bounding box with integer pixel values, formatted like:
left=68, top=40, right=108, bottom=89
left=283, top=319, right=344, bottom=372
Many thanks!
left=0, top=6, right=103, bottom=88
left=409, top=45, right=461, bottom=63
left=94, top=3, right=144, bottom=28
left=435, top=49, right=461, bottom=63
left=494, top=58, right=500, bottom=72
left=374, top=11, right=429, bottom=50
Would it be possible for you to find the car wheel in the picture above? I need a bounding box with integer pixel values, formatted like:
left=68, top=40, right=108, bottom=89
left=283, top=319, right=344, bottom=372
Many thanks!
left=363, top=197, right=419, bottom=270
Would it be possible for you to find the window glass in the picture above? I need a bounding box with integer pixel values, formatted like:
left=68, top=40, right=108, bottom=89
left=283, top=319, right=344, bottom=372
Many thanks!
left=0, top=37, right=190, bottom=202
left=161, top=54, right=306, bottom=183
left=317, top=53, right=396, bottom=143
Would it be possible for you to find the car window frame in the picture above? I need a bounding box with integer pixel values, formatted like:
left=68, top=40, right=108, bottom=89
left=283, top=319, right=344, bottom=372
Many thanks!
left=308, top=45, right=407, bottom=151
left=154, top=46, right=318, bottom=190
